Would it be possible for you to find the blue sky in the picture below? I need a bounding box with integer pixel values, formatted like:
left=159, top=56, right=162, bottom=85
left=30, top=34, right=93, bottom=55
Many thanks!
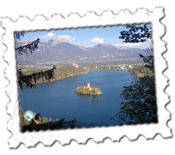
left=20, top=25, right=152, bottom=49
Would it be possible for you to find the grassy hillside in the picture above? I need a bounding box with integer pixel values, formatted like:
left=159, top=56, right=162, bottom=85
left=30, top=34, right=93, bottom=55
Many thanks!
left=21, top=65, right=95, bottom=85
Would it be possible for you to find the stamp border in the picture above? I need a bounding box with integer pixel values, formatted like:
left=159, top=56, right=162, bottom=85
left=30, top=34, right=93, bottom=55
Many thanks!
left=0, top=3, right=175, bottom=152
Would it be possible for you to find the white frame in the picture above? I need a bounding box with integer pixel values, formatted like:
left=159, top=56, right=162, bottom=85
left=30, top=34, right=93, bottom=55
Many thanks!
left=1, top=7, right=171, bottom=148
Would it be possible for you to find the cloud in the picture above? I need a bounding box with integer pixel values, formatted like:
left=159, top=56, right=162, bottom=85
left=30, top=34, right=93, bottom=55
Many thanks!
left=92, top=37, right=104, bottom=44
left=39, top=32, right=55, bottom=38
left=46, top=32, right=54, bottom=37
left=58, top=35, right=76, bottom=42
left=115, top=39, right=152, bottom=49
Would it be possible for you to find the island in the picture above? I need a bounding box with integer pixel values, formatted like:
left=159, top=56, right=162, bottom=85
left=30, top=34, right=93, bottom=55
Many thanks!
left=75, top=83, right=102, bottom=96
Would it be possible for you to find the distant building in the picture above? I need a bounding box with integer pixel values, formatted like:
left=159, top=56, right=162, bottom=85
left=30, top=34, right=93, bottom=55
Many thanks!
left=128, top=65, right=133, bottom=69
left=120, top=66, right=125, bottom=70
left=87, top=83, right=90, bottom=88
left=72, top=63, right=79, bottom=68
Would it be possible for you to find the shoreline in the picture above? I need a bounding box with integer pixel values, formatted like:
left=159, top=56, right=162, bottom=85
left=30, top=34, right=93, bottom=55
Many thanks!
left=34, top=70, right=94, bottom=85
left=29, top=69, right=130, bottom=86
left=40, top=69, right=129, bottom=85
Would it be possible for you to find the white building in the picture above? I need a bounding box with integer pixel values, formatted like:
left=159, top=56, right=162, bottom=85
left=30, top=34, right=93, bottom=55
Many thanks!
left=120, top=66, right=125, bottom=70
left=87, top=83, right=90, bottom=88
left=128, top=65, right=133, bottom=69
left=72, top=63, right=79, bottom=68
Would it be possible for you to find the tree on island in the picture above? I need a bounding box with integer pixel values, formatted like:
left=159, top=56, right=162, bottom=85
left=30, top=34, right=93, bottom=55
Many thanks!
left=111, top=23, right=157, bottom=124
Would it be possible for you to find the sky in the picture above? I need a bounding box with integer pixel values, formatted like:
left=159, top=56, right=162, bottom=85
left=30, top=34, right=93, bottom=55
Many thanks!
left=20, top=25, right=152, bottom=49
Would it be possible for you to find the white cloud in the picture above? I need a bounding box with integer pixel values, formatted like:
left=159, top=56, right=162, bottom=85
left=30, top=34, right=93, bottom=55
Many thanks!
left=58, top=35, right=76, bottom=42
left=92, top=37, right=104, bottom=44
left=39, top=32, right=55, bottom=38
left=115, top=39, right=152, bottom=49
left=46, top=32, right=54, bottom=37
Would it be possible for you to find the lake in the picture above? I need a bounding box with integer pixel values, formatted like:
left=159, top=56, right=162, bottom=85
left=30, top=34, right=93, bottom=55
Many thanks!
left=19, top=70, right=134, bottom=127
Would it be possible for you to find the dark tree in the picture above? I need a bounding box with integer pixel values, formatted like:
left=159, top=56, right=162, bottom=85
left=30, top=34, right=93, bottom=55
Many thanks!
left=18, top=65, right=56, bottom=89
left=139, top=48, right=154, bottom=72
left=19, top=109, right=78, bottom=132
left=15, top=32, right=26, bottom=39
left=15, top=32, right=40, bottom=55
left=16, top=33, right=78, bottom=131
left=112, top=54, right=157, bottom=124
left=112, top=23, right=157, bottom=125
left=117, top=75, right=157, bottom=124
left=15, top=32, right=56, bottom=89
left=119, top=24, right=152, bottom=43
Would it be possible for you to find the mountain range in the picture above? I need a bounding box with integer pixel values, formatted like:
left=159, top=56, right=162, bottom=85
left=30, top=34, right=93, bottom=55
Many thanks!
left=17, top=39, right=145, bottom=65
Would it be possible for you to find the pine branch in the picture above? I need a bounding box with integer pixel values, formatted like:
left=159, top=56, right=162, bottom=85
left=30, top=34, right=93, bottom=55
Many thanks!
left=15, top=32, right=26, bottom=40
left=16, top=38, right=40, bottom=56
left=18, top=65, right=56, bottom=89
left=15, top=33, right=57, bottom=89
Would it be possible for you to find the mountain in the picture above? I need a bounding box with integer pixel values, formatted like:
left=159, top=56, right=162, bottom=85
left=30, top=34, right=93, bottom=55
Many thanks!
left=17, top=39, right=144, bottom=64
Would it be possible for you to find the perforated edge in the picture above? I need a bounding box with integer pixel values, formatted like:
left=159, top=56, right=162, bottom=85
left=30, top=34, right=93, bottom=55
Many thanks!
left=0, top=3, right=175, bottom=152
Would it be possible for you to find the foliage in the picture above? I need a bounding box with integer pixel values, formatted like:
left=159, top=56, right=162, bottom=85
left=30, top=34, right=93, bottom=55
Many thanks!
left=112, top=63, right=157, bottom=124
left=139, top=48, right=154, bottom=72
left=16, top=38, right=40, bottom=56
left=110, top=61, right=157, bottom=124
left=75, top=85, right=102, bottom=95
left=125, top=48, right=157, bottom=123
left=15, top=32, right=57, bottom=88
left=15, top=32, right=26, bottom=40
left=19, top=109, right=31, bottom=126
left=117, top=75, right=157, bottom=124
left=119, top=24, right=152, bottom=43
left=18, top=66, right=56, bottom=89
left=19, top=109, right=78, bottom=132
left=21, top=65, right=91, bottom=85
left=130, top=64, right=153, bottom=78
left=112, top=23, right=157, bottom=125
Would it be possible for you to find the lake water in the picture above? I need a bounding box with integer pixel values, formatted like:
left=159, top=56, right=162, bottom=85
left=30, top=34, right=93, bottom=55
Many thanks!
left=20, top=70, right=134, bottom=127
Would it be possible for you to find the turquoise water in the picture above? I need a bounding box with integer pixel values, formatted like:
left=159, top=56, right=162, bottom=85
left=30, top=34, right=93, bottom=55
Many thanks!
left=19, top=70, right=134, bottom=127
